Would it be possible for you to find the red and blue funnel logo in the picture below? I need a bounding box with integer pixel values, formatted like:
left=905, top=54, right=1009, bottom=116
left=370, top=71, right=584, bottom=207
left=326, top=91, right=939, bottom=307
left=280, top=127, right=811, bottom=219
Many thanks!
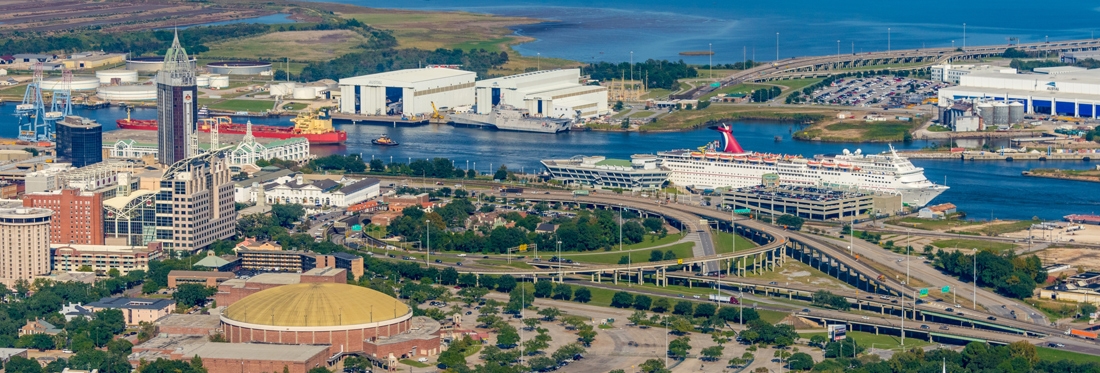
left=713, top=123, right=744, bottom=153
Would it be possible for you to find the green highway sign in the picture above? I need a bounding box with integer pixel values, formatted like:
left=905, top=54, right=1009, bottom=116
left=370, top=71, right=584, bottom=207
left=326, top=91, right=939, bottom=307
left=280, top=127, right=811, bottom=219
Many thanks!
left=941, top=286, right=950, bottom=293
left=352, top=224, right=362, bottom=231
left=734, top=209, right=752, bottom=214
left=919, top=288, right=929, bottom=297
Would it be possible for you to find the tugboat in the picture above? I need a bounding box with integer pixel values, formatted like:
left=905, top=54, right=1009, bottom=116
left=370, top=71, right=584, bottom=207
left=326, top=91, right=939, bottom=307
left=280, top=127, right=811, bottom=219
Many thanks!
left=371, top=134, right=399, bottom=146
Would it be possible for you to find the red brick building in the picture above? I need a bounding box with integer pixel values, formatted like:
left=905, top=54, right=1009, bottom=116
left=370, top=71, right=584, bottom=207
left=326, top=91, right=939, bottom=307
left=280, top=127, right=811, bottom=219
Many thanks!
left=214, top=268, right=343, bottom=307
left=23, top=189, right=104, bottom=245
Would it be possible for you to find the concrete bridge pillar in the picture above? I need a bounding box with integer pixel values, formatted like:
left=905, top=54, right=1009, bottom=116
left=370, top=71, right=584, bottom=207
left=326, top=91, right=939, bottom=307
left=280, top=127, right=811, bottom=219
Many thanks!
left=475, top=274, right=480, bottom=287
left=638, top=268, right=643, bottom=285
left=612, top=270, right=617, bottom=284
left=597, top=272, right=601, bottom=283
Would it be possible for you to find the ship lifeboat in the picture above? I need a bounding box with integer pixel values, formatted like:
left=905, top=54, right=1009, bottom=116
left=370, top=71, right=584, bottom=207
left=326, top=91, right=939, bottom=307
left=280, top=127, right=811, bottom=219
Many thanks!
left=691, top=152, right=703, bottom=159
left=807, top=161, right=821, bottom=167
left=748, top=156, right=762, bottom=163
left=838, top=163, right=853, bottom=170
left=763, top=158, right=777, bottom=164
left=733, top=155, right=747, bottom=161
left=719, top=154, right=733, bottom=160
left=822, top=162, right=836, bottom=168
left=705, top=153, right=719, bottom=160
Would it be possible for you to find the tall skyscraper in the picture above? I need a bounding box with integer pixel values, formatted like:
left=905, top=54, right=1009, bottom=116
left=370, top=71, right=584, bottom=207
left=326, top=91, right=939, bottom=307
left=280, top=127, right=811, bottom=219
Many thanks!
left=156, top=30, right=198, bottom=165
left=0, top=208, right=52, bottom=287
left=56, top=116, right=103, bottom=167
left=155, top=151, right=237, bottom=253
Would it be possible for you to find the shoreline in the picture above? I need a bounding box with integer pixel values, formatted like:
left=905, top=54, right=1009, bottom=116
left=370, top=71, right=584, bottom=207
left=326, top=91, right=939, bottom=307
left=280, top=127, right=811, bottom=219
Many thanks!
left=1022, top=170, right=1100, bottom=183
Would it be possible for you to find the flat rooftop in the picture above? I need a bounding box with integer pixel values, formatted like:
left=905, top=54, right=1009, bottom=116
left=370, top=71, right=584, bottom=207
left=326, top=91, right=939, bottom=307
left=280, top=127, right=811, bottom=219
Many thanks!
left=156, top=313, right=221, bottom=331
left=340, top=67, right=475, bottom=86
left=220, top=272, right=302, bottom=288
left=180, top=342, right=329, bottom=362
left=370, top=316, right=440, bottom=346
left=728, top=185, right=872, bottom=202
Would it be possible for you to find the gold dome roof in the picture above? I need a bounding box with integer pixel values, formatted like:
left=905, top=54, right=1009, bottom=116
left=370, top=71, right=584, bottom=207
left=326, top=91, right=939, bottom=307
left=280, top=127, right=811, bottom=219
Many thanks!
left=223, top=283, right=408, bottom=327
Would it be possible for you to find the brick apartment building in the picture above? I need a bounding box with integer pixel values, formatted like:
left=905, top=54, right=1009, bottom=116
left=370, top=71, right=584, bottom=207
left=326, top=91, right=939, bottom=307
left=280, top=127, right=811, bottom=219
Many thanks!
left=24, top=189, right=104, bottom=245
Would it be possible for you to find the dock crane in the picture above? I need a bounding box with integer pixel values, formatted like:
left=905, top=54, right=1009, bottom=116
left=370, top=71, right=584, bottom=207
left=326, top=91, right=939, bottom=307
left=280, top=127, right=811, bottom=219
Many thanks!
left=430, top=101, right=446, bottom=121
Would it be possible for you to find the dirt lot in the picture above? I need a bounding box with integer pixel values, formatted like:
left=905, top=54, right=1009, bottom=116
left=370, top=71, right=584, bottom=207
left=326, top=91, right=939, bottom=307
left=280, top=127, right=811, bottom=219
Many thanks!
left=1037, top=247, right=1100, bottom=270
left=1005, top=224, right=1100, bottom=245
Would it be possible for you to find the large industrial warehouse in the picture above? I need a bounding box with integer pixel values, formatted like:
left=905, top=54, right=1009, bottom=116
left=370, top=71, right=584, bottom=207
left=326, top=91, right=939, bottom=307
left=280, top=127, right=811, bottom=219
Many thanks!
left=475, top=69, right=609, bottom=119
left=939, top=68, right=1100, bottom=117
left=338, top=67, right=476, bottom=116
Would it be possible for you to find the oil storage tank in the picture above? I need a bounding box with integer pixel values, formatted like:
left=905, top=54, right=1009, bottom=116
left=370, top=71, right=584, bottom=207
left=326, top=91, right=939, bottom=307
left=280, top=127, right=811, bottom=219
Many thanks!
left=1009, top=101, right=1024, bottom=124
left=95, top=69, right=138, bottom=85
left=993, top=102, right=1009, bottom=125
left=209, top=75, right=229, bottom=89
left=197, top=74, right=212, bottom=88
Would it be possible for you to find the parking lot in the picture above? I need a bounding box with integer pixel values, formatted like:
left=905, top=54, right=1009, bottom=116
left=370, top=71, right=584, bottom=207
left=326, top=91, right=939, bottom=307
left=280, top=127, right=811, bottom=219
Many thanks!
left=810, top=76, right=943, bottom=108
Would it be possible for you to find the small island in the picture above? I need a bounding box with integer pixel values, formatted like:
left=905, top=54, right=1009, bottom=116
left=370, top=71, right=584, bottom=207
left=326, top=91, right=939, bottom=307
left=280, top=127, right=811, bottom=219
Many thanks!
left=1022, top=168, right=1100, bottom=183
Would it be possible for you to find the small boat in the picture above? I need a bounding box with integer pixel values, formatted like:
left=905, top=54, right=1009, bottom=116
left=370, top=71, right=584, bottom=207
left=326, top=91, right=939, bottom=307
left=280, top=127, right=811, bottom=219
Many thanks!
left=371, top=134, right=399, bottom=146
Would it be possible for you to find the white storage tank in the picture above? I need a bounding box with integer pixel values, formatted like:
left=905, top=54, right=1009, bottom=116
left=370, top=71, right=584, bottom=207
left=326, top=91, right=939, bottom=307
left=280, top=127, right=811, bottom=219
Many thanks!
left=292, top=87, right=319, bottom=99
left=96, top=85, right=157, bottom=101
left=1009, top=101, right=1025, bottom=124
left=269, top=82, right=296, bottom=96
left=95, top=69, right=138, bottom=85
left=40, top=76, right=100, bottom=91
left=196, top=74, right=212, bottom=87
left=993, top=102, right=1009, bottom=125
left=209, top=75, right=229, bottom=89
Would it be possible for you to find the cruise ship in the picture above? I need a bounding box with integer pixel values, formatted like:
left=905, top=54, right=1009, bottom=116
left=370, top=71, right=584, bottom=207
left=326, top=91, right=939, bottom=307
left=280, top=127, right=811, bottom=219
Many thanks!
left=657, top=124, right=948, bottom=207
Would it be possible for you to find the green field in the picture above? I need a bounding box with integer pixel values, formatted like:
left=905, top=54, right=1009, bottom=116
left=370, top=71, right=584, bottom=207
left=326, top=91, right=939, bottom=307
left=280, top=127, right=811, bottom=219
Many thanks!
left=557, top=242, right=695, bottom=265
left=453, top=37, right=514, bottom=53
left=399, top=359, right=430, bottom=368
left=701, top=83, right=772, bottom=101
left=930, top=239, right=1016, bottom=252
left=205, top=99, right=276, bottom=113
left=961, top=219, right=1040, bottom=236
left=892, top=217, right=982, bottom=231
left=821, top=121, right=916, bottom=142
left=711, top=231, right=760, bottom=254
left=799, top=331, right=930, bottom=350
left=774, top=78, right=826, bottom=97
left=1037, top=346, right=1100, bottom=364
left=205, top=30, right=368, bottom=62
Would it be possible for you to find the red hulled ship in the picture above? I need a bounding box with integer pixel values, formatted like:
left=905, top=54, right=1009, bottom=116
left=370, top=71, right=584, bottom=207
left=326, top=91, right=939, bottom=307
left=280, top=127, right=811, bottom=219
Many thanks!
left=115, top=110, right=347, bottom=145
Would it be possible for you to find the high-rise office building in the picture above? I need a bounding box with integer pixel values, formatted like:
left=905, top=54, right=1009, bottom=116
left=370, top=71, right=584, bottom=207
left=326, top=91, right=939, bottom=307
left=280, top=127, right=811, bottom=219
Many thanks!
left=154, top=151, right=237, bottom=253
left=0, top=208, right=52, bottom=286
left=156, top=30, right=198, bottom=165
left=23, top=189, right=104, bottom=245
left=56, top=116, right=103, bottom=167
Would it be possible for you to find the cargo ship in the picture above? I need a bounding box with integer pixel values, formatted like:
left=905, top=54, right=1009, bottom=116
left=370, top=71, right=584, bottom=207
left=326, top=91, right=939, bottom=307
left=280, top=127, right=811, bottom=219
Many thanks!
left=116, top=110, right=347, bottom=144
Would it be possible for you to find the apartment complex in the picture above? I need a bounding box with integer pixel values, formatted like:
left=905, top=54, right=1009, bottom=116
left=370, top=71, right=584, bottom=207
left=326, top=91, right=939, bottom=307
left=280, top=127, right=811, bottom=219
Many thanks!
left=154, top=152, right=237, bottom=253
left=23, top=189, right=104, bottom=245
left=0, top=208, right=53, bottom=286
left=51, top=242, right=163, bottom=275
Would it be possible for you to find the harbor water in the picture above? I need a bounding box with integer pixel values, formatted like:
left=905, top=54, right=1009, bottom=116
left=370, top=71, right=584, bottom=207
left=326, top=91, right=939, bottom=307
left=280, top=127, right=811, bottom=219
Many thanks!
left=3, top=104, right=1096, bottom=220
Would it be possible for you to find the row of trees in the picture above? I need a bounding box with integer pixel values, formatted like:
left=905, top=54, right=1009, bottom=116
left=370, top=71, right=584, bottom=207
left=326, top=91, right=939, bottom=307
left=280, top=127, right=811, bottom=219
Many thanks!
left=793, top=340, right=1088, bottom=373
left=300, top=48, right=509, bottom=81
left=368, top=157, right=474, bottom=179
left=751, top=86, right=783, bottom=102
left=932, top=249, right=1045, bottom=299
left=583, top=60, right=698, bottom=90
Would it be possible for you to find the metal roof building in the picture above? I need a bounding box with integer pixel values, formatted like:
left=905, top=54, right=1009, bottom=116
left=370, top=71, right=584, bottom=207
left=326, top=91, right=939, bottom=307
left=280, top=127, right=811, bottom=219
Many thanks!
left=338, top=67, right=475, bottom=117
left=938, top=69, right=1100, bottom=118
left=475, top=69, right=609, bottom=119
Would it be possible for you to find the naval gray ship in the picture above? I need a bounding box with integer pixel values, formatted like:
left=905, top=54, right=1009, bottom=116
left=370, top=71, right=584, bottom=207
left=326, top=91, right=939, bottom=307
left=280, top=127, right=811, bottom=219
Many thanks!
left=449, top=105, right=572, bottom=133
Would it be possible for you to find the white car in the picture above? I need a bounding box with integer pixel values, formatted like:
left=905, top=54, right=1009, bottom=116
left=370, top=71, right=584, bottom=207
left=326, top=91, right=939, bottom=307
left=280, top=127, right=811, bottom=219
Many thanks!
left=417, top=357, right=428, bottom=363
left=458, top=254, right=467, bottom=257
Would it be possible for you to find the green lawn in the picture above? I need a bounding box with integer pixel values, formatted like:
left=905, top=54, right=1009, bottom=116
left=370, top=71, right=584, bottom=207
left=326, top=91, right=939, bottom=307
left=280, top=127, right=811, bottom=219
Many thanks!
left=758, top=309, right=790, bottom=324
left=400, top=359, right=430, bottom=368
left=821, top=121, right=917, bottom=142
left=775, top=78, right=825, bottom=97
left=892, top=217, right=982, bottom=231
left=930, top=239, right=1016, bottom=252
left=1037, top=347, right=1100, bottom=364
left=629, top=111, right=657, bottom=119
left=799, top=331, right=930, bottom=350
left=711, top=231, right=760, bottom=254
left=643, top=88, right=672, bottom=99
left=206, top=99, right=276, bottom=113
left=701, top=83, right=773, bottom=101
left=557, top=242, right=695, bottom=265
left=453, top=37, right=514, bottom=53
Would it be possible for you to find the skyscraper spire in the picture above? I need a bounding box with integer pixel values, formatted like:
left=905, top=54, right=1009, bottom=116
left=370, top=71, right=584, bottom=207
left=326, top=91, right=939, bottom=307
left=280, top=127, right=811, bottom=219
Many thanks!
left=156, top=29, right=198, bottom=165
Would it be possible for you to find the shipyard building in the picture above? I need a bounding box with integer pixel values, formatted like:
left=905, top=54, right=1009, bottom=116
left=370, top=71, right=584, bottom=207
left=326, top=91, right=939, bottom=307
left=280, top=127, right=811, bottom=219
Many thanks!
left=475, top=69, right=609, bottom=119
left=939, top=67, right=1100, bottom=118
left=338, top=67, right=476, bottom=117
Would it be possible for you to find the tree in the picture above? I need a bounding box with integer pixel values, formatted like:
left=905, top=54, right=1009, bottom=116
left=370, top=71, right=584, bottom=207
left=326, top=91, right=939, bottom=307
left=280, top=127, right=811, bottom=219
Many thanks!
left=573, top=287, right=592, bottom=303
left=1008, top=340, right=1039, bottom=365
left=668, top=336, right=692, bottom=359
left=4, top=356, right=43, bottom=373
left=369, top=159, right=385, bottom=172
left=527, top=356, right=556, bottom=371
left=533, top=281, right=554, bottom=298
left=776, top=214, right=804, bottom=230
left=493, top=166, right=509, bottom=181
left=537, top=307, right=562, bottom=321
left=577, top=325, right=597, bottom=346
left=639, top=359, right=669, bottom=373
left=649, top=250, right=664, bottom=262
left=496, top=275, right=517, bottom=293
left=701, top=345, right=724, bottom=361
left=173, top=284, right=216, bottom=308
left=523, top=317, right=541, bottom=331
left=643, top=217, right=664, bottom=232
left=496, top=324, right=520, bottom=348
left=439, top=267, right=459, bottom=285
left=629, top=310, right=648, bottom=325
left=651, top=298, right=671, bottom=313
left=610, top=291, right=634, bottom=308
left=668, top=317, right=695, bottom=335
left=551, top=343, right=585, bottom=363
left=673, top=300, right=694, bottom=315
left=307, top=368, right=331, bottom=373
left=552, top=283, right=573, bottom=301
left=694, top=302, right=716, bottom=318
left=787, top=352, right=814, bottom=370
left=633, top=295, right=652, bottom=310
left=16, top=334, right=55, bottom=351
left=809, top=334, right=828, bottom=348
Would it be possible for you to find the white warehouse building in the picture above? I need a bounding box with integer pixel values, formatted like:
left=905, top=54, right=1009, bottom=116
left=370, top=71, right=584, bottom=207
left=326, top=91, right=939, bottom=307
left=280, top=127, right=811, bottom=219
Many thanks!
left=938, top=69, right=1100, bottom=118
left=338, top=67, right=475, bottom=116
left=475, top=69, right=609, bottom=119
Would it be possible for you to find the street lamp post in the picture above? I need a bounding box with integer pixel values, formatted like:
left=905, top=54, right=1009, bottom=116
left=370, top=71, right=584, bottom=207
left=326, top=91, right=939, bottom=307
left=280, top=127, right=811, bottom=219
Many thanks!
left=776, top=32, right=780, bottom=61
left=906, top=229, right=910, bottom=286
left=425, top=220, right=431, bottom=266
left=973, top=248, right=978, bottom=309
left=557, top=241, right=563, bottom=281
